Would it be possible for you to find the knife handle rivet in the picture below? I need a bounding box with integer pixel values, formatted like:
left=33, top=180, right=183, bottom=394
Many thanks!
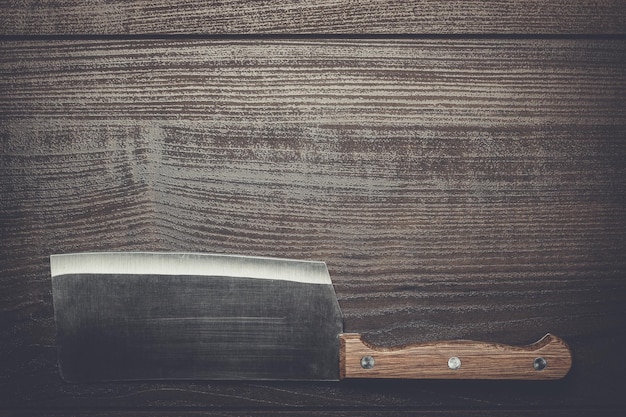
left=533, top=357, right=547, bottom=371
left=360, top=355, right=375, bottom=369
left=448, top=356, right=461, bottom=370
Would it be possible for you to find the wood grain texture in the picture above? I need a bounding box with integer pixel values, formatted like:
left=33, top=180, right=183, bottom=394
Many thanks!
left=0, top=0, right=625, bottom=35
left=340, top=333, right=572, bottom=379
left=2, top=38, right=625, bottom=123
left=1, top=39, right=625, bottom=414
left=4, top=411, right=624, bottom=417
left=5, top=411, right=622, bottom=417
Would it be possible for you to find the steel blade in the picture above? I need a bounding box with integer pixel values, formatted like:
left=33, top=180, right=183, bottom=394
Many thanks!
left=50, top=252, right=344, bottom=382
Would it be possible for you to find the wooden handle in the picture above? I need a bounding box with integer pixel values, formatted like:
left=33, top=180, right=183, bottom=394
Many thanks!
left=340, top=333, right=572, bottom=380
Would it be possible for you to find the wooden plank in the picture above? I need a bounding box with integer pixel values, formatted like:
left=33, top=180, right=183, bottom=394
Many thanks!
left=1, top=39, right=625, bottom=123
left=1, top=39, right=625, bottom=413
left=0, top=0, right=625, bottom=36
left=5, top=410, right=625, bottom=417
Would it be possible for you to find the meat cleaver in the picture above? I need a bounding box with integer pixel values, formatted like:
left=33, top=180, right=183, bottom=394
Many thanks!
left=50, top=252, right=572, bottom=382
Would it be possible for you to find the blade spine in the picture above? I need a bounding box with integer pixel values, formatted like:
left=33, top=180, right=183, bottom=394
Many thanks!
left=50, top=251, right=332, bottom=285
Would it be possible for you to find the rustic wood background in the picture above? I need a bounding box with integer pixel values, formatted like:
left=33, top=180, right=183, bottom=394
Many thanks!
left=1, top=1, right=625, bottom=416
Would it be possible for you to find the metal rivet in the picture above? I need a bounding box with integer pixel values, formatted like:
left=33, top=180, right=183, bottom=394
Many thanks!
left=533, top=357, right=547, bottom=371
left=448, top=356, right=461, bottom=370
left=360, top=355, right=375, bottom=369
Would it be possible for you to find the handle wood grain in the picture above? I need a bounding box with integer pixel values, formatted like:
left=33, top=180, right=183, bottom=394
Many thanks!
left=339, top=333, right=572, bottom=380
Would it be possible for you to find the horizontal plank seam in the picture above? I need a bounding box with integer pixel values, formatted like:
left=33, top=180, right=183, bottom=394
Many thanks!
left=2, top=33, right=626, bottom=42
left=2, top=405, right=625, bottom=413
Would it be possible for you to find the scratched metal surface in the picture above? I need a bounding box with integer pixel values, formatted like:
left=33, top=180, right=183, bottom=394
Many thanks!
left=53, top=272, right=343, bottom=382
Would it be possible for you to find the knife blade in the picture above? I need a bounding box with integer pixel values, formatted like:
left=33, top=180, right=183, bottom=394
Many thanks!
left=50, top=252, right=571, bottom=382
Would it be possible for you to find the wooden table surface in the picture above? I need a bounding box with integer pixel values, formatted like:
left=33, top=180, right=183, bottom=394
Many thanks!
left=1, top=1, right=625, bottom=416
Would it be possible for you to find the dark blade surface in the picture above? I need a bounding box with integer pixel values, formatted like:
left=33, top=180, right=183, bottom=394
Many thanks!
left=50, top=252, right=344, bottom=382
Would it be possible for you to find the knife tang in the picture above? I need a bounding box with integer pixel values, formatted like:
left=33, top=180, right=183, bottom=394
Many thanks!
left=339, top=333, right=572, bottom=380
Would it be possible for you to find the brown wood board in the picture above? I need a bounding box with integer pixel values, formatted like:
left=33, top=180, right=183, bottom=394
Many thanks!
left=0, top=0, right=625, bottom=36
left=1, top=39, right=625, bottom=414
